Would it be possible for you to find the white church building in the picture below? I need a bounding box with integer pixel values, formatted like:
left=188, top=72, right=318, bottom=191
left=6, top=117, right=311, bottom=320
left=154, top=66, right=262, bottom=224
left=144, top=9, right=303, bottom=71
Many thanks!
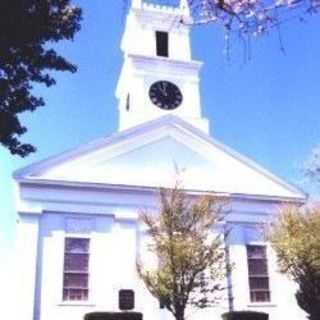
left=14, top=1, right=307, bottom=320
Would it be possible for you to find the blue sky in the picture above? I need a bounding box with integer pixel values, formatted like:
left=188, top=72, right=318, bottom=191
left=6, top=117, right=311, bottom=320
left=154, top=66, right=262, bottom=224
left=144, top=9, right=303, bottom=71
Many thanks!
left=0, top=0, right=320, bottom=263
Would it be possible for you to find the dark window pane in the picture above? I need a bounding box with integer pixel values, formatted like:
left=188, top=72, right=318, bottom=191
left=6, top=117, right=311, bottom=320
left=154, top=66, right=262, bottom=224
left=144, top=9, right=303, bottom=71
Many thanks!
left=248, top=259, right=268, bottom=275
left=247, top=245, right=270, bottom=303
left=126, top=94, right=130, bottom=111
left=63, top=238, right=90, bottom=301
left=250, top=291, right=270, bottom=302
left=156, top=31, right=169, bottom=57
left=65, top=238, right=89, bottom=253
left=247, top=245, right=266, bottom=259
left=63, top=289, right=88, bottom=301
left=64, top=273, right=88, bottom=288
left=249, top=277, right=270, bottom=290
left=64, top=254, right=89, bottom=272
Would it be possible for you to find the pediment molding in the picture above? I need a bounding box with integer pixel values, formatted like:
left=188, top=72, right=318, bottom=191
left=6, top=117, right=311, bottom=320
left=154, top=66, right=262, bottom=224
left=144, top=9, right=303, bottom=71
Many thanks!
left=14, top=116, right=306, bottom=201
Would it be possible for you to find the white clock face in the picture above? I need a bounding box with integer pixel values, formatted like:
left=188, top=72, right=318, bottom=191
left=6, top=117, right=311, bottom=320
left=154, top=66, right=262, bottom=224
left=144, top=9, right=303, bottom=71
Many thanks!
left=149, top=81, right=183, bottom=110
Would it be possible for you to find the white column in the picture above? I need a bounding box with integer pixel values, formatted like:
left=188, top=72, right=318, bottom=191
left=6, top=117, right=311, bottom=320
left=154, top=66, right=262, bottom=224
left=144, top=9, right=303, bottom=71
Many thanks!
left=226, top=224, right=250, bottom=310
left=16, top=213, right=40, bottom=320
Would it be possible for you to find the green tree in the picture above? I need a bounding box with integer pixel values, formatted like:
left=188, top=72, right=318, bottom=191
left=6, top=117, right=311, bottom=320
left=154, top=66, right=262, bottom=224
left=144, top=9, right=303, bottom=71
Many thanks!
left=137, top=184, right=229, bottom=320
left=0, top=0, right=82, bottom=157
left=269, top=205, right=320, bottom=320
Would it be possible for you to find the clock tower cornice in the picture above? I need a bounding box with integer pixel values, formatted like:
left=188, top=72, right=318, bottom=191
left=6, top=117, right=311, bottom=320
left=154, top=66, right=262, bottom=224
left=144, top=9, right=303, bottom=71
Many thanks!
left=130, top=5, right=193, bottom=30
left=126, top=54, right=202, bottom=74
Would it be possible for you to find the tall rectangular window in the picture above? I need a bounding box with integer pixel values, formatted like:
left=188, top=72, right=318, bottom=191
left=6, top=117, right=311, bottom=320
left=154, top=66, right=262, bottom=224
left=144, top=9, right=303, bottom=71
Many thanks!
left=247, top=245, right=270, bottom=303
left=156, top=31, right=169, bottom=57
left=63, top=237, right=90, bottom=301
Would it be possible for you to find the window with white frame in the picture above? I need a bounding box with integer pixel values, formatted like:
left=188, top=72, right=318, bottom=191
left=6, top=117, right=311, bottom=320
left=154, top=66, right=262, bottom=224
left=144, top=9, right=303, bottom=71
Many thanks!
left=63, top=237, right=90, bottom=301
left=246, top=245, right=270, bottom=303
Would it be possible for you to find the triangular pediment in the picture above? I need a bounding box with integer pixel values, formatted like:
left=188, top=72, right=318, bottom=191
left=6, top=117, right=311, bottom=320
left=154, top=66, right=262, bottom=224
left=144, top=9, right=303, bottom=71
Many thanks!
left=15, top=116, right=305, bottom=200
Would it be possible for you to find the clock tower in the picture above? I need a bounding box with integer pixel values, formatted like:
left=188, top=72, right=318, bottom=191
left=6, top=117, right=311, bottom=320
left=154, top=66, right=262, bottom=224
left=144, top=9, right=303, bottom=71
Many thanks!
left=116, top=0, right=209, bottom=133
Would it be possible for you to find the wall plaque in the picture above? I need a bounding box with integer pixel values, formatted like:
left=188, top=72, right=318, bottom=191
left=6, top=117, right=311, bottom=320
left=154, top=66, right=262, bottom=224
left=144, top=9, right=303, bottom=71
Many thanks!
left=119, top=289, right=135, bottom=310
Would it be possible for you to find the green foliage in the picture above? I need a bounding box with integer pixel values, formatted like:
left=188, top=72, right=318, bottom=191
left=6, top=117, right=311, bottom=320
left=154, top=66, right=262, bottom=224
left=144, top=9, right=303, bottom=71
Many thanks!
left=0, top=0, right=82, bottom=157
left=269, top=205, right=320, bottom=320
left=222, top=311, right=268, bottom=320
left=84, top=312, right=143, bottom=320
left=137, top=183, right=229, bottom=320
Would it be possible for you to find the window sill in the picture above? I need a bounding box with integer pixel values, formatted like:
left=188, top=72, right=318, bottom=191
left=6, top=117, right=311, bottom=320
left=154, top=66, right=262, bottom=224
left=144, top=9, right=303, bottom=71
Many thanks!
left=58, top=301, right=96, bottom=307
left=247, top=303, right=277, bottom=308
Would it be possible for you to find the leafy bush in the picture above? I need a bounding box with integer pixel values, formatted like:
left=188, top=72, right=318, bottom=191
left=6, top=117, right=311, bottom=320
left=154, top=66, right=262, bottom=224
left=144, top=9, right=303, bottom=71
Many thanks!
left=84, top=312, right=143, bottom=320
left=222, top=311, right=268, bottom=320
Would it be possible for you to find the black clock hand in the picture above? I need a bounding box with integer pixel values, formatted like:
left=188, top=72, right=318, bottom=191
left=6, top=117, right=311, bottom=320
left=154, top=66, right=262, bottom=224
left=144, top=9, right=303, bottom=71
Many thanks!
left=162, top=82, right=168, bottom=96
left=158, top=83, right=168, bottom=96
left=157, top=83, right=164, bottom=95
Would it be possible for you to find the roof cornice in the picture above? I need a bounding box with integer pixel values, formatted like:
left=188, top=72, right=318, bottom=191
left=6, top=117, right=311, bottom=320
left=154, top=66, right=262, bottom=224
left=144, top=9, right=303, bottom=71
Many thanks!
left=16, top=178, right=306, bottom=204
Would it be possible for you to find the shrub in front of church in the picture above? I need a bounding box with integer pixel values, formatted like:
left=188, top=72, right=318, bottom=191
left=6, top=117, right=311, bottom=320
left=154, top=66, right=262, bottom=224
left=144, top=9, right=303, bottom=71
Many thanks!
left=84, top=311, right=143, bottom=320
left=222, top=311, right=268, bottom=320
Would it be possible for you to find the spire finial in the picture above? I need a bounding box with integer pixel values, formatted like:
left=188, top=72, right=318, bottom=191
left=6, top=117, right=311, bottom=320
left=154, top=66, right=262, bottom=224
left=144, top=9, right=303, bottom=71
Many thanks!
left=132, top=0, right=142, bottom=9
left=180, top=0, right=190, bottom=15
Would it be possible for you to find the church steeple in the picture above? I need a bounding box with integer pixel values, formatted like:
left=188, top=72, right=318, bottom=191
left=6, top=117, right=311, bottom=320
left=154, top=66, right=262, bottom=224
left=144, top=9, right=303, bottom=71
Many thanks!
left=116, top=0, right=209, bottom=133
